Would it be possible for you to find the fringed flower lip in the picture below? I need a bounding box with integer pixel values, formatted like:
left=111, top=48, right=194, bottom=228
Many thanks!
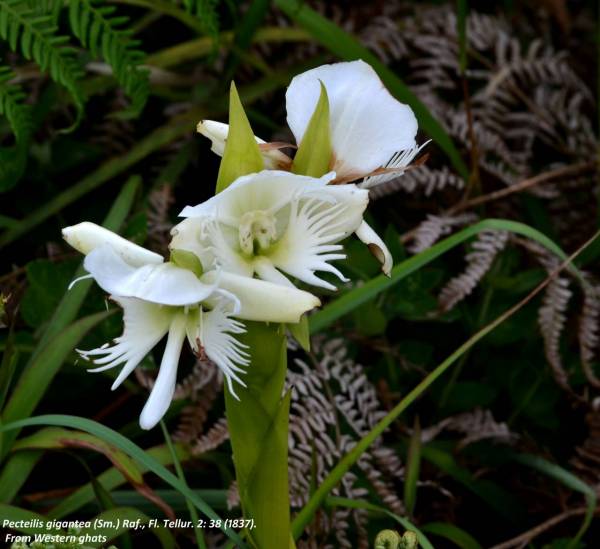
left=171, top=170, right=372, bottom=291
left=62, top=222, right=320, bottom=429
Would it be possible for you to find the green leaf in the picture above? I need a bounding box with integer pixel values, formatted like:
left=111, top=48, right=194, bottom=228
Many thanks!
left=0, top=120, right=192, bottom=249
left=0, top=0, right=86, bottom=131
left=0, top=65, right=33, bottom=191
left=273, top=0, right=469, bottom=179
left=0, top=415, right=246, bottom=546
left=421, top=445, right=523, bottom=523
left=160, top=421, right=207, bottom=549
left=0, top=450, right=42, bottom=504
left=1, top=310, right=112, bottom=454
left=287, top=315, right=310, bottom=351
left=511, top=453, right=596, bottom=548
left=49, top=444, right=191, bottom=518
left=225, top=322, right=290, bottom=548
left=14, top=427, right=143, bottom=484
left=0, top=328, right=17, bottom=411
left=309, top=219, right=577, bottom=334
left=20, top=258, right=79, bottom=328
left=291, top=81, right=332, bottom=177
left=0, top=503, right=63, bottom=535
left=68, top=0, right=149, bottom=118
left=81, top=507, right=175, bottom=549
left=216, top=81, right=264, bottom=193
left=403, top=417, right=421, bottom=516
left=421, top=522, right=483, bottom=549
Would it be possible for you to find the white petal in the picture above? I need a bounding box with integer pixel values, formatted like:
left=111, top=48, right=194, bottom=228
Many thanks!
left=179, top=169, right=336, bottom=220
left=254, top=257, right=295, bottom=287
left=197, top=303, right=250, bottom=400
left=63, top=222, right=163, bottom=267
left=78, top=297, right=173, bottom=389
left=355, top=221, right=393, bottom=276
left=197, top=120, right=291, bottom=169
left=139, top=314, right=187, bottom=430
left=268, top=189, right=368, bottom=289
left=84, top=244, right=217, bottom=305
left=360, top=141, right=430, bottom=189
left=286, top=60, right=418, bottom=179
left=206, top=271, right=320, bottom=323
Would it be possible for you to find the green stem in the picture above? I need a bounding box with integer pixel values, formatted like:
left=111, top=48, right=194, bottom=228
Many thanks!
left=160, top=421, right=206, bottom=549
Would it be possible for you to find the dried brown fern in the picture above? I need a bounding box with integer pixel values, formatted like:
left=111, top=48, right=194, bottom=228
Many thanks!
left=438, top=230, right=509, bottom=311
left=408, top=213, right=478, bottom=254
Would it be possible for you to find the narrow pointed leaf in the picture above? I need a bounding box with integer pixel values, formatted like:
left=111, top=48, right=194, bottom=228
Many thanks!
left=291, top=82, right=332, bottom=177
left=216, top=82, right=264, bottom=192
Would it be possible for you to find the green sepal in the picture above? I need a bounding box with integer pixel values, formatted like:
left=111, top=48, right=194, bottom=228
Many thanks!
left=287, top=315, right=310, bottom=351
left=216, top=82, right=264, bottom=193
left=291, top=81, right=332, bottom=177
left=170, top=248, right=204, bottom=278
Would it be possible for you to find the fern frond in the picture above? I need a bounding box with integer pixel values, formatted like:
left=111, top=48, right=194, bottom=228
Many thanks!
left=538, top=276, right=572, bottom=391
left=183, top=0, right=219, bottom=42
left=68, top=0, right=149, bottom=118
left=0, top=66, right=33, bottom=191
left=0, top=0, right=85, bottom=126
left=438, top=230, right=509, bottom=311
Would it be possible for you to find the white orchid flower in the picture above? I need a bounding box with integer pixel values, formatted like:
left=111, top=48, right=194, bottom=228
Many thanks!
left=171, top=170, right=370, bottom=290
left=62, top=222, right=319, bottom=429
left=194, top=60, right=423, bottom=276
left=198, top=60, right=421, bottom=185
left=286, top=59, right=421, bottom=184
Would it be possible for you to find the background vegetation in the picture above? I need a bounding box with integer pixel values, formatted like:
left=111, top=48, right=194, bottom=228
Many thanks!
left=0, top=0, right=599, bottom=547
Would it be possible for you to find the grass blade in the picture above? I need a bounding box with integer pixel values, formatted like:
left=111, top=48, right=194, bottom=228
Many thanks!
left=512, top=453, right=596, bottom=548
left=421, top=522, right=483, bottom=549
left=292, top=231, right=597, bottom=538
left=49, top=444, right=191, bottom=518
left=309, top=219, right=577, bottom=334
left=0, top=414, right=246, bottom=546
left=1, top=311, right=112, bottom=454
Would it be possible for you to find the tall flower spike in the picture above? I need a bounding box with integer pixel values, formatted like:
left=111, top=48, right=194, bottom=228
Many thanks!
left=172, top=170, right=370, bottom=291
left=63, top=222, right=320, bottom=428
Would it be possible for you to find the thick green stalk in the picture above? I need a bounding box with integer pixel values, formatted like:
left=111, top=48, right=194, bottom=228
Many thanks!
left=225, top=322, right=291, bottom=548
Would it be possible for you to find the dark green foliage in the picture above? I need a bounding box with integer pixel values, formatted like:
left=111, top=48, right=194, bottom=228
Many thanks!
left=0, top=0, right=85, bottom=126
left=183, top=0, right=220, bottom=42
left=0, top=66, right=32, bottom=190
left=68, top=0, right=149, bottom=118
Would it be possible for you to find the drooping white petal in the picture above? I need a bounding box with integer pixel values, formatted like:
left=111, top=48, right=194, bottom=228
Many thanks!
left=205, top=271, right=320, bottom=323
left=268, top=190, right=368, bottom=289
left=195, top=302, right=250, bottom=400
left=63, top=222, right=163, bottom=267
left=78, top=297, right=173, bottom=390
left=286, top=60, right=418, bottom=179
left=355, top=221, right=393, bottom=276
left=139, top=314, right=187, bottom=430
left=179, top=170, right=336, bottom=220
left=84, top=244, right=217, bottom=306
left=197, top=120, right=291, bottom=169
